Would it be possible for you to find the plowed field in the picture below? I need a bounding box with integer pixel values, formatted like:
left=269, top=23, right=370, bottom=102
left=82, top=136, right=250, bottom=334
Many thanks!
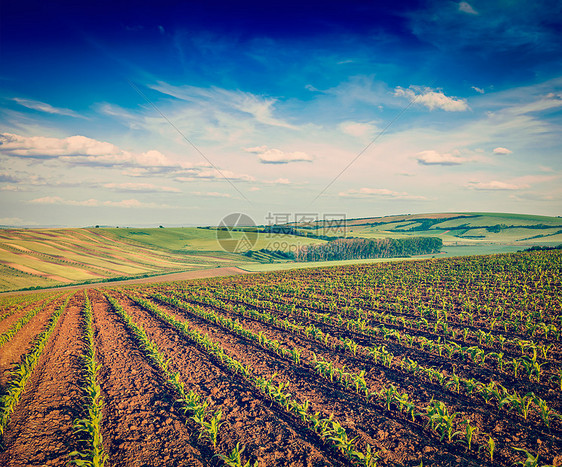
left=0, top=250, right=560, bottom=466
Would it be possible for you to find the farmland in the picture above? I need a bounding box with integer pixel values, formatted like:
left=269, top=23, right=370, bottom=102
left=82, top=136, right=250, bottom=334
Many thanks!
left=0, top=249, right=560, bottom=466
left=0, top=228, right=256, bottom=293
left=1, top=212, right=561, bottom=293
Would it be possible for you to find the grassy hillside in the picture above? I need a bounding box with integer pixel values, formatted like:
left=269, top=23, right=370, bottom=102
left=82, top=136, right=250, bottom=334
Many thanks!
left=296, top=212, right=562, bottom=247
left=1, top=212, right=559, bottom=292
left=0, top=227, right=324, bottom=292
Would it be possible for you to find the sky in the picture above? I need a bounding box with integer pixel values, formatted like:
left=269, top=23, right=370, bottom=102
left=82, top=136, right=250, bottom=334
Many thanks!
left=1, top=0, right=561, bottom=227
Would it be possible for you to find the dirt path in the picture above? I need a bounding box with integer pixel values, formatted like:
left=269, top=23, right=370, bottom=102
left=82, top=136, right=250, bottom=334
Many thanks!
left=88, top=289, right=207, bottom=467
left=0, top=293, right=80, bottom=467
left=108, top=291, right=344, bottom=467
left=0, top=267, right=250, bottom=297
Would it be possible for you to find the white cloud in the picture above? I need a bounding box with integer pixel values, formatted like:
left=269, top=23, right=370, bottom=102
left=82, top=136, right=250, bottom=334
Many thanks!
left=191, top=191, right=232, bottom=198
left=195, top=169, right=256, bottom=182
left=471, top=86, right=485, bottom=94
left=458, top=2, right=478, bottom=15
left=268, top=178, right=291, bottom=185
left=29, top=196, right=167, bottom=208
left=103, top=182, right=181, bottom=193
left=394, top=86, right=469, bottom=111
left=339, top=121, right=378, bottom=138
left=466, top=180, right=530, bottom=191
left=416, top=150, right=467, bottom=165
left=339, top=187, right=427, bottom=200
left=0, top=133, right=185, bottom=170
left=30, top=196, right=100, bottom=206
left=509, top=93, right=562, bottom=115
left=493, top=147, right=512, bottom=155
left=244, top=146, right=314, bottom=164
left=12, top=98, right=85, bottom=118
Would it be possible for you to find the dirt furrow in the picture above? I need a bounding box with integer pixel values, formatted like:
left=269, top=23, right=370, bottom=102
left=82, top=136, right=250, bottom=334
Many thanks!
left=0, top=298, right=46, bottom=335
left=195, top=293, right=558, bottom=406
left=204, top=297, right=562, bottom=459
left=144, top=292, right=481, bottom=467
left=87, top=289, right=208, bottom=467
left=0, top=296, right=62, bottom=391
left=109, top=291, right=344, bottom=467
left=0, top=293, right=81, bottom=467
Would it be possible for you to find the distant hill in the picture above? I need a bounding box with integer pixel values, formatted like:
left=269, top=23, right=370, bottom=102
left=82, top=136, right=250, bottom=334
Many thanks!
left=292, top=212, right=562, bottom=246
left=1, top=213, right=560, bottom=292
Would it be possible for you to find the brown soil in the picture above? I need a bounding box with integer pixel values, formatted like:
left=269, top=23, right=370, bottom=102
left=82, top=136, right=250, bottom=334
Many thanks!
left=87, top=289, right=208, bottom=467
left=0, top=296, right=62, bottom=391
left=144, top=292, right=473, bottom=466
left=0, top=293, right=80, bottom=466
left=104, top=290, right=344, bottom=466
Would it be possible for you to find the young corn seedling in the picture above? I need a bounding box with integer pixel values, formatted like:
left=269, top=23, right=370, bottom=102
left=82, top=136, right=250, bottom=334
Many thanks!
left=532, top=396, right=562, bottom=428
left=549, top=369, right=562, bottom=390
left=454, top=419, right=478, bottom=451
left=199, top=410, right=224, bottom=447
left=290, top=348, right=301, bottom=365
left=69, top=294, right=108, bottom=467
left=512, top=447, right=554, bottom=467
left=483, top=436, right=495, bottom=463
left=215, top=443, right=258, bottom=467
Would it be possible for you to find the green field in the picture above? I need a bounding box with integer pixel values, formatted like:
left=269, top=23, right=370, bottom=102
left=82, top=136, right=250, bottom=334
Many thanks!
left=0, top=212, right=559, bottom=292
left=338, top=212, right=562, bottom=245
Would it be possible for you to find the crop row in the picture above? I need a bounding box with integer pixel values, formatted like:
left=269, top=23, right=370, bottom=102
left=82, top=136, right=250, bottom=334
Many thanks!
left=0, top=293, right=62, bottom=348
left=103, top=292, right=258, bottom=467
left=146, top=291, right=489, bottom=456
left=204, top=251, right=561, bottom=334
left=69, top=291, right=108, bottom=467
left=124, top=291, right=379, bottom=466
left=193, top=284, right=559, bottom=358
left=156, top=288, right=561, bottom=432
left=147, top=289, right=562, bottom=465
left=0, top=293, right=72, bottom=439
left=176, top=287, right=559, bottom=388
left=0, top=294, right=46, bottom=322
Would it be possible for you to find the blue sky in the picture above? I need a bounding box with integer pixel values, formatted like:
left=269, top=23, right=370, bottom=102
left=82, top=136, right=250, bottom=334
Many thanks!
left=1, top=0, right=561, bottom=226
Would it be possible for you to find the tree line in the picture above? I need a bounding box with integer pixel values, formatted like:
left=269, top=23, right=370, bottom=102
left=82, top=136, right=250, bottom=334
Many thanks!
left=292, top=237, right=442, bottom=262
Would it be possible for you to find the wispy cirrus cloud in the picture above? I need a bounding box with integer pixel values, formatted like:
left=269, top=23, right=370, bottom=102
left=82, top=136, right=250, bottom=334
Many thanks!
left=466, top=180, right=530, bottom=191
left=149, top=81, right=298, bottom=129
left=339, top=187, right=427, bottom=200
left=12, top=98, right=86, bottom=118
left=29, top=196, right=169, bottom=208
